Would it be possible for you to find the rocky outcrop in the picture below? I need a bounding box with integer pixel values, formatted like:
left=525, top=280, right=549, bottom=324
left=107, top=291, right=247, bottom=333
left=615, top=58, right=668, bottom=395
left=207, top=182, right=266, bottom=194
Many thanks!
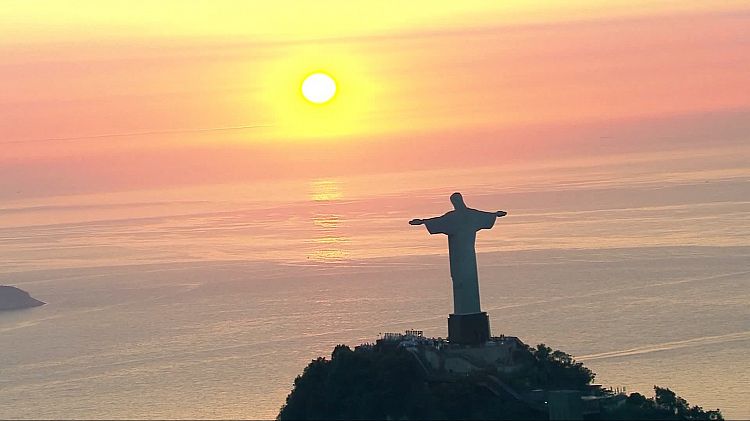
left=0, top=285, right=45, bottom=311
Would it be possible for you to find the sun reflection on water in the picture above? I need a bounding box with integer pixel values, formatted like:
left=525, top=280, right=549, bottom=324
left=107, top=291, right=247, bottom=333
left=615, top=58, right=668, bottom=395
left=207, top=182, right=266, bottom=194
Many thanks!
left=310, top=179, right=343, bottom=202
left=312, top=214, right=341, bottom=230
left=308, top=179, right=348, bottom=262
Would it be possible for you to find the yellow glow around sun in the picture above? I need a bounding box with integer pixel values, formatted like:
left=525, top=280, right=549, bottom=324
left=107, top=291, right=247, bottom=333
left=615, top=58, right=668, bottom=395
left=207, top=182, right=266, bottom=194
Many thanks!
left=302, top=73, right=337, bottom=104
left=258, top=45, right=382, bottom=140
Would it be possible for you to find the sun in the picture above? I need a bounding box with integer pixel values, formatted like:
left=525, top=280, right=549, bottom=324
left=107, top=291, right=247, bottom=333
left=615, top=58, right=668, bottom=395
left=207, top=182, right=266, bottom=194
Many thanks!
left=257, top=45, right=383, bottom=140
left=301, top=72, right=337, bottom=104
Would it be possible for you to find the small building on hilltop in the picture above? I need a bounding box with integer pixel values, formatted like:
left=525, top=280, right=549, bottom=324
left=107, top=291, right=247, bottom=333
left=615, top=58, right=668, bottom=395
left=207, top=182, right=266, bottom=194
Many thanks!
left=377, top=330, right=527, bottom=376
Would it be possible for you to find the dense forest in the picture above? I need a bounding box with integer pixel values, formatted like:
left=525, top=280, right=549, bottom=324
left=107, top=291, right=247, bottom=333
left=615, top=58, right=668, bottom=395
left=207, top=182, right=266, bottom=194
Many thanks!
left=278, top=342, right=722, bottom=420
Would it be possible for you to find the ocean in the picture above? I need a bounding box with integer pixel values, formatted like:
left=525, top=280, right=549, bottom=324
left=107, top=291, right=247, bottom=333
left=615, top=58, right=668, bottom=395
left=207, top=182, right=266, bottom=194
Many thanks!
left=1, top=147, right=748, bottom=419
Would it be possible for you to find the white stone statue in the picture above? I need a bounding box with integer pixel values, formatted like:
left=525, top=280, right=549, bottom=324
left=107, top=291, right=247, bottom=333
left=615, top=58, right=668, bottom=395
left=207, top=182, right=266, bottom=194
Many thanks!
left=410, top=192, right=507, bottom=316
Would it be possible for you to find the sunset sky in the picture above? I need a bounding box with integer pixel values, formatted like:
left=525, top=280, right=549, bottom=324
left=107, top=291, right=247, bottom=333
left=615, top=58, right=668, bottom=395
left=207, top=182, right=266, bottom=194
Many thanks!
left=1, top=1, right=749, bottom=198
left=2, top=4, right=750, bottom=418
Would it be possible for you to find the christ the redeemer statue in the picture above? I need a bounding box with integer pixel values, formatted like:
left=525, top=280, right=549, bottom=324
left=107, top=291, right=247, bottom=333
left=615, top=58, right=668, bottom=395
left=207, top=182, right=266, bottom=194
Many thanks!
left=410, top=192, right=507, bottom=345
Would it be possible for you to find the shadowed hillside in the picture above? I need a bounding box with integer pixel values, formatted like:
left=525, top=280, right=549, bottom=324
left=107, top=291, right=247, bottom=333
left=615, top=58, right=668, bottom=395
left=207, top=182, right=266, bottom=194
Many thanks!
left=278, top=341, right=723, bottom=420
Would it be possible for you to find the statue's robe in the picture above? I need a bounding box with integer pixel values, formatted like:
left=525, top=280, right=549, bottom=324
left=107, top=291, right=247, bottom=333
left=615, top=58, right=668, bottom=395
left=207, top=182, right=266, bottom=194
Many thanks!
left=423, top=207, right=497, bottom=315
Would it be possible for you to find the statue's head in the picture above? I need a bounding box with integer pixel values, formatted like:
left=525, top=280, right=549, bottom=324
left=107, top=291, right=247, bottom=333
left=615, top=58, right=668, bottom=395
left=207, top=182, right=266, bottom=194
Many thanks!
left=450, top=192, right=466, bottom=209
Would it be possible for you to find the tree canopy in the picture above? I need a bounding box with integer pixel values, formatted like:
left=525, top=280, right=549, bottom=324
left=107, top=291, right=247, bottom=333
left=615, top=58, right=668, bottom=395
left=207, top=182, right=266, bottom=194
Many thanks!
left=277, top=342, right=722, bottom=420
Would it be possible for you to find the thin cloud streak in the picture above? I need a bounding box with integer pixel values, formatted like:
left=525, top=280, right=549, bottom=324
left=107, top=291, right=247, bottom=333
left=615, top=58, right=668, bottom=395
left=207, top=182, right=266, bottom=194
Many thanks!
left=0, top=124, right=271, bottom=145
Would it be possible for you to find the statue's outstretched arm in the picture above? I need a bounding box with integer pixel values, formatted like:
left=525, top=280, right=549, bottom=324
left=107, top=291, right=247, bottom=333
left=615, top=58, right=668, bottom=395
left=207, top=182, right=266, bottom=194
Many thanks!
left=409, top=216, right=442, bottom=225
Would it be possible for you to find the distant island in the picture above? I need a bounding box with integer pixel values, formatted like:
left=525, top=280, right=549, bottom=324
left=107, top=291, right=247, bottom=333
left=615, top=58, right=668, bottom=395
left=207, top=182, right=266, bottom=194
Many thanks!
left=278, top=332, right=723, bottom=420
left=0, top=286, right=45, bottom=311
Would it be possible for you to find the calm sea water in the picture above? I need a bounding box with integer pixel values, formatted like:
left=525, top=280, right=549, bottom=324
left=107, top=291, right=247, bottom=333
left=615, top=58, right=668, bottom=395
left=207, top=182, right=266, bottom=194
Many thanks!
left=1, top=148, right=748, bottom=419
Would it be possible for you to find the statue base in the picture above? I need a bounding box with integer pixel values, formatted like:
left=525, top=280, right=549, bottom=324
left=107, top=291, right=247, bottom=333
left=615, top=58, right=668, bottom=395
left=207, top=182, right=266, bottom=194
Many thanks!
left=448, top=312, right=490, bottom=345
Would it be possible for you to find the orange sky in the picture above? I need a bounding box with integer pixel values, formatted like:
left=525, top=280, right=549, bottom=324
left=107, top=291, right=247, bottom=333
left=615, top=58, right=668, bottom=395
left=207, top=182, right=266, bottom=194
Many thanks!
left=1, top=1, right=749, bottom=198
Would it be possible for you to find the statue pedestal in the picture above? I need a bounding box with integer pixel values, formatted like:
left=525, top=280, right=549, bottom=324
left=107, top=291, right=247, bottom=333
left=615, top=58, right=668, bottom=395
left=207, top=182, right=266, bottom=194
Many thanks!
left=448, top=312, right=490, bottom=345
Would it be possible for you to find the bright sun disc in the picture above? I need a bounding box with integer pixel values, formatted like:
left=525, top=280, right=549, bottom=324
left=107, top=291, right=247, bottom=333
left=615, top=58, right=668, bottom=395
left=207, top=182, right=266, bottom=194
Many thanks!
left=302, top=73, right=336, bottom=104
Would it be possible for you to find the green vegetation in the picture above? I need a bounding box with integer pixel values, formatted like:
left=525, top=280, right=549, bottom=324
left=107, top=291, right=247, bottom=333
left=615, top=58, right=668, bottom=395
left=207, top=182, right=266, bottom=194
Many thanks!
left=603, top=387, right=723, bottom=420
left=501, top=343, right=595, bottom=391
left=278, top=344, right=543, bottom=420
left=277, top=342, right=722, bottom=420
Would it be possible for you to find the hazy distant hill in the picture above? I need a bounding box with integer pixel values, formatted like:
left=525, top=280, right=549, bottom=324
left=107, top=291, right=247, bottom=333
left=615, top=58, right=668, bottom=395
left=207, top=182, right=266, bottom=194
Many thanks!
left=0, top=286, right=45, bottom=311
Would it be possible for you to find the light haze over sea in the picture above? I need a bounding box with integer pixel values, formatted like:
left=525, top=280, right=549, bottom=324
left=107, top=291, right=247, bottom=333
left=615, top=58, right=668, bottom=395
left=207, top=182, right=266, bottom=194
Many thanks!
left=1, top=144, right=748, bottom=419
